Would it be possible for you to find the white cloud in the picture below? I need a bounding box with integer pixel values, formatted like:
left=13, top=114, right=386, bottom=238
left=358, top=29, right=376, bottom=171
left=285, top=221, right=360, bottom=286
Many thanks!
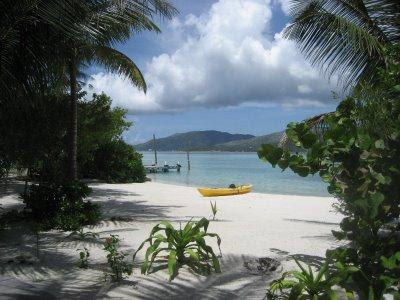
left=274, top=0, right=292, bottom=15
left=86, top=0, right=335, bottom=114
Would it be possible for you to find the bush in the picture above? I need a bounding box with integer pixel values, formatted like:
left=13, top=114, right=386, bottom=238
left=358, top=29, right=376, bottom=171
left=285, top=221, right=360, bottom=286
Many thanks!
left=84, top=139, right=146, bottom=183
left=259, top=47, right=400, bottom=298
left=21, top=180, right=101, bottom=231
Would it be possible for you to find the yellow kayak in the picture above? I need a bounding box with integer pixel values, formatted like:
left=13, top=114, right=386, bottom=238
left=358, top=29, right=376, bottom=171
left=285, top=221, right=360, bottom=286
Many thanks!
left=197, top=184, right=252, bottom=197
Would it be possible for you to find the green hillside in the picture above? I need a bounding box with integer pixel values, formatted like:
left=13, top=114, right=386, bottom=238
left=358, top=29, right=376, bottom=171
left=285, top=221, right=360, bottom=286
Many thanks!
left=134, top=130, right=255, bottom=151
left=134, top=130, right=285, bottom=152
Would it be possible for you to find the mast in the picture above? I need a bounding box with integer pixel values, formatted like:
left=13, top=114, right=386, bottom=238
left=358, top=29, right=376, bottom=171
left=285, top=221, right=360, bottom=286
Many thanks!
left=186, top=140, right=191, bottom=170
left=153, top=134, right=158, bottom=165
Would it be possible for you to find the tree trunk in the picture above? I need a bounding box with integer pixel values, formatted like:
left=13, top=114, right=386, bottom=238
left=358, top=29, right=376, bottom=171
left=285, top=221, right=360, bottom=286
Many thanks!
left=68, top=50, right=78, bottom=181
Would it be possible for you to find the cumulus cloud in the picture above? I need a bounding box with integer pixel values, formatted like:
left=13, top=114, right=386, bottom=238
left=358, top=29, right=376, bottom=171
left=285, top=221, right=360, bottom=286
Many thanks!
left=86, top=0, right=335, bottom=114
left=274, top=0, right=292, bottom=15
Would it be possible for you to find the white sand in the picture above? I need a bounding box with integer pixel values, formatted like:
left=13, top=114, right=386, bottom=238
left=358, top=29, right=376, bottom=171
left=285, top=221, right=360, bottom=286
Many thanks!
left=0, top=181, right=342, bottom=299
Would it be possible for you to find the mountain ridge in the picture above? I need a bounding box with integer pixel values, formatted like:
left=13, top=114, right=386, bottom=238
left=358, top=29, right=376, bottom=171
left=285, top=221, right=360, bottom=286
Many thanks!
left=133, top=130, right=283, bottom=152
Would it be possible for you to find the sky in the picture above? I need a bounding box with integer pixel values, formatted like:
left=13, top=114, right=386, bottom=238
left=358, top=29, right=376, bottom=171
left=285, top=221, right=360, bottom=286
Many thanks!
left=85, top=0, right=340, bottom=144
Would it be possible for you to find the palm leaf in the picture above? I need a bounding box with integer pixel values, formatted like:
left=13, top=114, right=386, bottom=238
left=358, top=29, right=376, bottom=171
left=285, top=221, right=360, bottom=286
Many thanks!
left=90, top=45, right=146, bottom=92
left=284, top=0, right=399, bottom=88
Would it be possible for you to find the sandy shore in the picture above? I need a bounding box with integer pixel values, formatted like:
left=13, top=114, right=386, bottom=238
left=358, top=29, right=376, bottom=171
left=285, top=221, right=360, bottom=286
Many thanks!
left=0, top=181, right=342, bottom=299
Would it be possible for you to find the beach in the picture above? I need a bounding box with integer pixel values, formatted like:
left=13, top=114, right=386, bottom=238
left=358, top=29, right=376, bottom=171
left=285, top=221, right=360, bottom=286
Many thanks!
left=0, top=181, right=342, bottom=299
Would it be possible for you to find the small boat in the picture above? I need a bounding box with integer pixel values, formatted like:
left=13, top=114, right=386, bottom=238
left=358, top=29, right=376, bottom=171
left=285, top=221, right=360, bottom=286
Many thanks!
left=197, top=184, right=252, bottom=197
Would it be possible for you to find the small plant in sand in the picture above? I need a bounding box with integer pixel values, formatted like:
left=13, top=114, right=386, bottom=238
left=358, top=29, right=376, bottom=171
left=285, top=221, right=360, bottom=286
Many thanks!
left=77, top=247, right=90, bottom=269
left=210, top=201, right=218, bottom=221
left=133, top=217, right=221, bottom=281
left=103, top=235, right=132, bottom=282
left=266, top=259, right=340, bottom=299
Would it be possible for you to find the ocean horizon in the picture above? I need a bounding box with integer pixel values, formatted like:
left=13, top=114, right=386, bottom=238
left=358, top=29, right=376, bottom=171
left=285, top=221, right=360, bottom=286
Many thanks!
left=140, top=151, right=329, bottom=197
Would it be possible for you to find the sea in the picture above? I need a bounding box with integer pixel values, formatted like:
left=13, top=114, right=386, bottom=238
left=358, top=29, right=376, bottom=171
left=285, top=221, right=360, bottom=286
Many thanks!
left=140, top=151, right=329, bottom=197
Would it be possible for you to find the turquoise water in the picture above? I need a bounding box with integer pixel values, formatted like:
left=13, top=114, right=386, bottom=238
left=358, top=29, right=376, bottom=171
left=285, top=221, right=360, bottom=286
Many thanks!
left=140, top=152, right=329, bottom=197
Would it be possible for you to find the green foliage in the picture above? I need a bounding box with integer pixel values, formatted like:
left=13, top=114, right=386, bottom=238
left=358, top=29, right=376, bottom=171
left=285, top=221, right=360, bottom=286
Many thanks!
left=259, top=48, right=400, bottom=298
left=77, top=93, right=146, bottom=183
left=78, top=93, right=132, bottom=173
left=77, top=247, right=90, bottom=269
left=20, top=181, right=101, bottom=231
left=103, top=235, right=132, bottom=282
left=89, top=139, right=146, bottom=183
left=210, top=201, right=218, bottom=221
left=0, top=91, right=145, bottom=184
left=0, top=95, right=69, bottom=182
left=134, top=218, right=221, bottom=281
left=82, top=201, right=103, bottom=225
left=267, top=259, right=341, bottom=299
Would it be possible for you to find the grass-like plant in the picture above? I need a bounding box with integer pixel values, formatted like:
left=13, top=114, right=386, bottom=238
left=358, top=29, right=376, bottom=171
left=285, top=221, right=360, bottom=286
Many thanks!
left=103, top=235, right=132, bottom=282
left=77, top=247, right=90, bottom=269
left=133, top=217, right=221, bottom=280
left=210, top=201, right=217, bottom=221
left=266, top=259, right=340, bottom=299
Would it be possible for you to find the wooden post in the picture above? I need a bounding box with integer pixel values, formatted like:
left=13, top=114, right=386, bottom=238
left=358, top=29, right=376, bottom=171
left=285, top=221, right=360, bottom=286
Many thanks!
left=186, top=140, right=191, bottom=170
left=186, top=150, right=190, bottom=170
left=153, top=134, right=158, bottom=165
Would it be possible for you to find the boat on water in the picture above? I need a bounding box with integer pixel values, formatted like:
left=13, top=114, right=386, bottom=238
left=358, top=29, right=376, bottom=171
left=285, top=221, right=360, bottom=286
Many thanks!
left=197, top=184, right=252, bottom=197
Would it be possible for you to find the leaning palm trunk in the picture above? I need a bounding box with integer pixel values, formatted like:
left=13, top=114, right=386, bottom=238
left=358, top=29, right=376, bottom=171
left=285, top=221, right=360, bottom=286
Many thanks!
left=279, top=113, right=332, bottom=150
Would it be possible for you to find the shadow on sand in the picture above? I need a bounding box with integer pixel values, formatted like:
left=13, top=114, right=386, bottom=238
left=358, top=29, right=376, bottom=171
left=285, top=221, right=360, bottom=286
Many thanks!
left=101, top=254, right=275, bottom=300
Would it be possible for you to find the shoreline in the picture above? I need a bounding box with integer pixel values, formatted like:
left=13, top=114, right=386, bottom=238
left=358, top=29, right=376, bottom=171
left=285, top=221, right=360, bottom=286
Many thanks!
left=146, top=177, right=332, bottom=198
left=140, top=151, right=330, bottom=198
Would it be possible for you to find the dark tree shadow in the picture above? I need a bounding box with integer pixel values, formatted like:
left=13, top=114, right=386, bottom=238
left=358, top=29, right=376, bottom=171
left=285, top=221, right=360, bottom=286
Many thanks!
left=300, top=234, right=336, bottom=242
left=289, top=254, right=326, bottom=269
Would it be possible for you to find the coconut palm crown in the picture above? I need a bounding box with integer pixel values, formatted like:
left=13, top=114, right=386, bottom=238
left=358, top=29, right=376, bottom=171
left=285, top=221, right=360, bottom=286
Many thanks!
left=284, top=0, right=400, bottom=89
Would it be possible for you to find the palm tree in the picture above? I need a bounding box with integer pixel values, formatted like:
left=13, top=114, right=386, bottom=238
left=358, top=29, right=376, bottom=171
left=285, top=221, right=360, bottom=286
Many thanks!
left=0, top=0, right=177, bottom=181
left=284, top=0, right=400, bottom=89
left=64, top=0, right=177, bottom=180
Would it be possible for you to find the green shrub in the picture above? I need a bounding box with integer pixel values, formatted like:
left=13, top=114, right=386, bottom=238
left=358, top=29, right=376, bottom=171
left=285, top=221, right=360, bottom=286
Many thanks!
left=134, top=218, right=221, bottom=281
left=21, top=180, right=101, bottom=231
left=83, top=201, right=102, bottom=224
left=259, top=47, right=400, bottom=298
left=83, top=139, right=146, bottom=183
left=103, top=235, right=132, bottom=282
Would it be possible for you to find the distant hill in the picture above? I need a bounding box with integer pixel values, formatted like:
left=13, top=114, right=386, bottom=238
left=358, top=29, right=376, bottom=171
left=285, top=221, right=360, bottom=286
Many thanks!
left=134, top=130, right=255, bottom=151
left=211, top=131, right=283, bottom=152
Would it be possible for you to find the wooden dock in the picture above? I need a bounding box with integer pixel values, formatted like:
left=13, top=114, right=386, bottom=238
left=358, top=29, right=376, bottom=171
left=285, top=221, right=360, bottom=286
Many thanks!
left=145, top=164, right=181, bottom=173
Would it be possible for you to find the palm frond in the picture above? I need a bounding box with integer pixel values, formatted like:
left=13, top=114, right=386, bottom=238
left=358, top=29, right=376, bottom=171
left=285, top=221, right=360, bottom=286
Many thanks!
left=284, top=0, right=399, bottom=88
left=84, top=0, right=177, bottom=46
left=90, top=45, right=146, bottom=92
